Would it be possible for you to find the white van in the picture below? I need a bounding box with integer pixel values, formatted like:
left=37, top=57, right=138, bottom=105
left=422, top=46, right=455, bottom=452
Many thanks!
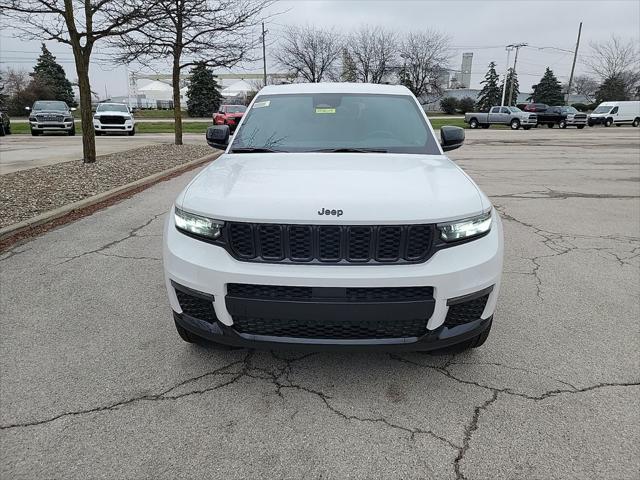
left=588, top=101, right=640, bottom=127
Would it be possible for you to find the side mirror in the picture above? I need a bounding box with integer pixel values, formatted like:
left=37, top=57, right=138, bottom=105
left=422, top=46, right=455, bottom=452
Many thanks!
left=440, top=126, right=465, bottom=152
left=206, top=125, right=230, bottom=149
left=25, top=106, right=31, bottom=111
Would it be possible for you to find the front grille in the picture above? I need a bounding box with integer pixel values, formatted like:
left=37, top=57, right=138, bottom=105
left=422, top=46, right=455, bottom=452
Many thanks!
left=36, top=114, right=64, bottom=122
left=99, top=115, right=126, bottom=124
left=225, top=223, right=434, bottom=264
left=444, top=294, right=489, bottom=326
left=233, top=316, right=428, bottom=339
left=175, top=289, right=217, bottom=323
left=227, top=283, right=434, bottom=302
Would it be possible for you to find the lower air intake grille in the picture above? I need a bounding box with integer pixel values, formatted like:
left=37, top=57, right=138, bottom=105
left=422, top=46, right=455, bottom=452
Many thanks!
left=175, top=289, right=217, bottom=323
left=445, top=294, right=489, bottom=326
left=233, top=316, right=428, bottom=339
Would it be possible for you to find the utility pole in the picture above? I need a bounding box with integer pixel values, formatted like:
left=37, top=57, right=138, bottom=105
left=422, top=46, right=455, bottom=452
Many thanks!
left=500, top=45, right=513, bottom=106
left=262, top=22, right=268, bottom=86
left=507, top=43, right=527, bottom=106
left=565, top=21, right=583, bottom=105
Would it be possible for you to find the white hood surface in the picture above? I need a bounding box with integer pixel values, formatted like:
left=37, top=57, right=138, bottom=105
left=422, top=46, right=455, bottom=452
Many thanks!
left=179, top=153, right=485, bottom=224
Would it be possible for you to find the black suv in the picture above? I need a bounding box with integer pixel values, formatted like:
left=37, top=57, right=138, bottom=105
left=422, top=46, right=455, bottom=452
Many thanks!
left=27, top=100, right=76, bottom=136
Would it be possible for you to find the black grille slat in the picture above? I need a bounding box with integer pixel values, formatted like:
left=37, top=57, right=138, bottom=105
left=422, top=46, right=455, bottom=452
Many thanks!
left=445, top=294, right=490, bottom=326
left=288, top=226, right=313, bottom=261
left=233, top=316, right=427, bottom=339
left=175, top=290, right=217, bottom=323
left=347, top=226, right=372, bottom=261
left=225, top=223, right=435, bottom=264
left=229, top=223, right=255, bottom=258
left=318, top=226, right=342, bottom=261
left=258, top=224, right=284, bottom=260
left=227, top=283, right=433, bottom=302
left=99, top=115, right=126, bottom=124
left=376, top=226, right=402, bottom=261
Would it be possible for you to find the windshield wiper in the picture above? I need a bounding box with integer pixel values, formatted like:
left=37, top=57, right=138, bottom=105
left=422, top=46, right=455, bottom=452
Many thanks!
left=309, top=148, right=388, bottom=153
left=230, top=147, right=281, bottom=153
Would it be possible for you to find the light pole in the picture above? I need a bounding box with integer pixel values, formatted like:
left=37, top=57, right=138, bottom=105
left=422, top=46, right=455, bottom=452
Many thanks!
left=500, top=45, right=514, bottom=106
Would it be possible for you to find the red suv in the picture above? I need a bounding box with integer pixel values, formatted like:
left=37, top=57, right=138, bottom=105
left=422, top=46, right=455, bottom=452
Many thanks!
left=213, top=105, right=247, bottom=132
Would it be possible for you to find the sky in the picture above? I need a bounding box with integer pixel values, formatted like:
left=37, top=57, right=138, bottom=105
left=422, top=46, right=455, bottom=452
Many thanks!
left=1, top=0, right=639, bottom=97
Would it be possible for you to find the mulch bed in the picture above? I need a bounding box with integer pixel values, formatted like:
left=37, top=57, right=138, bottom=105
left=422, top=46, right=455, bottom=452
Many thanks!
left=0, top=144, right=212, bottom=228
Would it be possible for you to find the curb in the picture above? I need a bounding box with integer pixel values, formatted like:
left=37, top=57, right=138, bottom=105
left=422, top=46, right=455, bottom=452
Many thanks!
left=0, top=151, right=220, bottom=243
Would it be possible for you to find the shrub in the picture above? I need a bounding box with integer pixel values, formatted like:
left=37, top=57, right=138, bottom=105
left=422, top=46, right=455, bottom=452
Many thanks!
left=457, top=97, right=476, bottom=114
left=440, top=97, right=459, bottom=114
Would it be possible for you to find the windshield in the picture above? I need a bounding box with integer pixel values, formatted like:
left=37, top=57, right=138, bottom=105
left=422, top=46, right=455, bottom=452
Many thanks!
left=593, top=105, right=612, bottom=114
left=508, top=107, right=521, bottom=112
left=225, top=105, right=246, bottom=113
left=97, top=104, right=129, bottom=112
left=560, top=106, right=578, bottom=114
left=231, top=93, right=440, bottom=154
left=33, top=101, right=68, bottom=111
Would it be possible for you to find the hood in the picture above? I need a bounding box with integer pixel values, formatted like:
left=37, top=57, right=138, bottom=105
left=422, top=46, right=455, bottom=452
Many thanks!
left=179, top=153, right=485, bottom=224
left=96, top=110, right=129, bottom=115
left=33, top=110, right=69, bottom=115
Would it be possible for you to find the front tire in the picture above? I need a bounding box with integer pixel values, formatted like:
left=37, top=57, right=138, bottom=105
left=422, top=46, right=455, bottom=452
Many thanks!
left=577, top=125, right=585, bottom=129
left=469, top=118, right=479, bottom=129
left=604, top=118, right=613, bottom=127
left=128, top=127, right=136, bottom=136
left=510, top=119, right=520, bottom=130
left=31, top=129, right=41, bottom=136
left=633, top=117, right=640, bottom=127
left=68, top=126, right=76, bottom=136
left=559, top=120, right=567, bottom=129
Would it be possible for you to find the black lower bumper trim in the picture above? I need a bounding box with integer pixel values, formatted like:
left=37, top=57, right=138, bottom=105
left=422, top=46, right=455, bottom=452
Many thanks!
left=173, top=311, right=492, bottom=351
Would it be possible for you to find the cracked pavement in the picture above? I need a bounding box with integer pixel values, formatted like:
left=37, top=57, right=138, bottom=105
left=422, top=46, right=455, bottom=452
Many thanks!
left=1, top=128, right=639, bottom=479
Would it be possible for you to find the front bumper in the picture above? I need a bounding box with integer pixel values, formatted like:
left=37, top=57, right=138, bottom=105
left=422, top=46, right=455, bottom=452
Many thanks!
left=163, top=209, right=504, bottom=349
left=94, top=120, right=134, bottom=132
left=30, top=121, right=74, bottom=131
left=588, top=116, right=606, bottom=125
left=566, top=116, right=587, bottom=126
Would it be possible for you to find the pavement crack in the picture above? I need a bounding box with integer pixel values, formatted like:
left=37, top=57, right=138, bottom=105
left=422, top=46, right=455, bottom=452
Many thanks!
left=0, top=246, right=32, bottom=261
left=56, top=211, right=166, bottom=265
left=454, top=390, right=499, bottom=480
left=96, top=251, right=161, bottom=261
left=0, top=355, right=248, bottom=431
left=491, top=189, right=639, bottom=200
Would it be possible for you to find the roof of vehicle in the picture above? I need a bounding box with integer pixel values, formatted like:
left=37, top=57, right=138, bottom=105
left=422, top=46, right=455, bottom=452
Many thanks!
left=258, top=82, right=413, bottom=96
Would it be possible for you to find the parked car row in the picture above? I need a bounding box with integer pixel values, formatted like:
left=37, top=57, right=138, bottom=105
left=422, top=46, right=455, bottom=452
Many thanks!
left=465, top=101, right=640, bottom=130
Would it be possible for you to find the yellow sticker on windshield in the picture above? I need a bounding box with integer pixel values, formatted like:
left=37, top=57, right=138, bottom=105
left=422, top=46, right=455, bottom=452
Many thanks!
left=315, top=107, right=336, bottom=114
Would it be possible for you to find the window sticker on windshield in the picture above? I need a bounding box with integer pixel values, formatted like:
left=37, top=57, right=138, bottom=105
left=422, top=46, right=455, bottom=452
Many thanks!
left=315, top=107, right=336, bottom=114
left=253, top=100, right=270, bottom=108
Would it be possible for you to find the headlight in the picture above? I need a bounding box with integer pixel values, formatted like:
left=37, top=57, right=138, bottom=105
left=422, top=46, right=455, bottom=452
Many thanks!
left=29, top=117, right=36, bottom=122
left=64, top=117, right=73, bottom=122
left=123, top=115, right=131, bottom=120
left=174, top=207, right=224, bottom=239
left=438, top=209, right=492, bottom=242
left=93, top=115, right=100, bottom=119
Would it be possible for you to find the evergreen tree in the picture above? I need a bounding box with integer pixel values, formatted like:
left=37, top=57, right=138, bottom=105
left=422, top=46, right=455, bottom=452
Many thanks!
left=595, top=75, right=628, bottom=103
left=476, top=62, right=501, bottom=111
left=31, top=44, right=75, bottom=106
left=0, top=72, right=6, bottom=111
left=341, top=49, right=357, bottom=82
left=500, top=68, right=520, bottom=106
left=186, top=63, right=222, bottom=117
left=529, top=67, right=563, bottom=105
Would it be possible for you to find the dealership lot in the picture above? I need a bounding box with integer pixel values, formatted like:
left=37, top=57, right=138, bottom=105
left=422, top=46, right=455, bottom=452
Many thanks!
left=1, top=128, right=638, bottom=478
left=0, top=133, right=205, bottom=174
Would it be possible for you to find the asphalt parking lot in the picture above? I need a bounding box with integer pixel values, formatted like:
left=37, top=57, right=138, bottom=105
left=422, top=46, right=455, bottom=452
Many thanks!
left=0, top=133, right=205, bottom=174
left=1, top=127, right=639, bottom=479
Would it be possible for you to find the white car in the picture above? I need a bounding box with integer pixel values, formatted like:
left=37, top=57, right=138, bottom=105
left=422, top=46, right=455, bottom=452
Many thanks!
left=163, top=83, right=504, bottom=351
left=93, top=103, right=136, bottom=135
left=588, top=101, right=640, bottom=127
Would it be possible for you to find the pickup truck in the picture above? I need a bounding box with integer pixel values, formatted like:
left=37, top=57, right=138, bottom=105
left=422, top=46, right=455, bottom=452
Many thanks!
left=464, top=106, right=537, bottom=130
left=523, top=104, right=587, bottom=128
left=165, top=83, right=503, bottom=352
left=26, top=100, right=76, bottom=136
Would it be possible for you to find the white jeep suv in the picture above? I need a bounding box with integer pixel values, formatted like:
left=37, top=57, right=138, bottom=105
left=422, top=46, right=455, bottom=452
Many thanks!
left=163, top=83, right=503, bottom=351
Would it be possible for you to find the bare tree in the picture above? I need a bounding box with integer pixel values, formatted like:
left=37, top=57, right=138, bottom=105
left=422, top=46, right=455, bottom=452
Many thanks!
left=585, top=35, right=640, bottom=98
left=1, top=0, right=153, bottom=163
left=274, top=25, right=342, bottom=83
left=113, top=0, right=273, bottom=145
left=570, top=75, right=599, bottom=103
left=398, top=30, right=451, bottom=100
left=347, top=25, right=397, bottom=83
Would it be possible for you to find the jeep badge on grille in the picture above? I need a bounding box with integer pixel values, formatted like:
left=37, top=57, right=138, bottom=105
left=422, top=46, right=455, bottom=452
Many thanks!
left=318, top=208, right=343, bottom=217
